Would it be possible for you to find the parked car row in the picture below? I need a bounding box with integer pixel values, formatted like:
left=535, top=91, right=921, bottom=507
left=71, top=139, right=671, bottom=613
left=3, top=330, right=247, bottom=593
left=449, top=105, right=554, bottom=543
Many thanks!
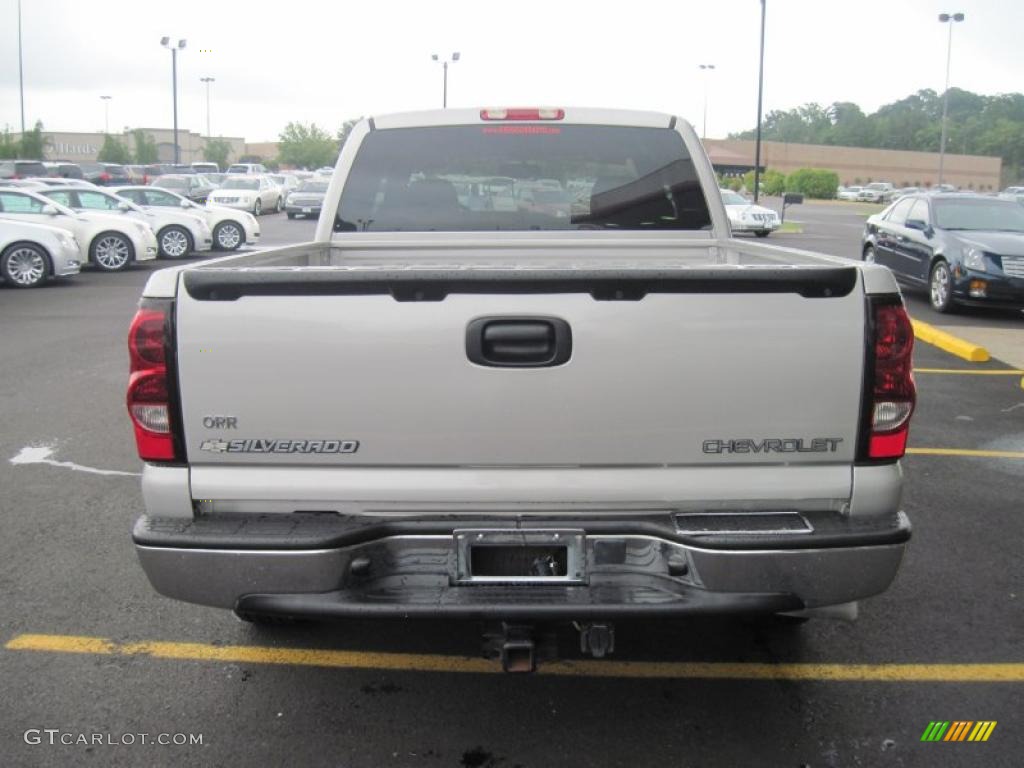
left=0, top=184, right=261, bottom=288
left=3, top=167, right=306, bottom=215
left=835, top=182, right=1011, bottom=203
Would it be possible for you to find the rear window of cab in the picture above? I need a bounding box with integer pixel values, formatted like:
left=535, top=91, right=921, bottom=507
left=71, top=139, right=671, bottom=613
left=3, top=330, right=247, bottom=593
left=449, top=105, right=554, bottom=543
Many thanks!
left=335, top=125, right=711, bottom=233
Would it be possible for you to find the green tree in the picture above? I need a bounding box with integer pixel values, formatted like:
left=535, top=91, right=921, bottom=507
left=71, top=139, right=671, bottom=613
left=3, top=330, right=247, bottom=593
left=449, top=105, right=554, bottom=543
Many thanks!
left=0, top=128, right=18, bottom=159
left=742, top=168, right=786, bottom=196
left=131, top=130, right=159, bottom=164
left=785, top=168, right=839, bottom=199
left=203, top=138, right=232, bottom=169
left=728, top=86, right=1024, bottom=185
left=277, top=121, right=337, bottom=169
left=17, top=120, right=47, bottom=159
left=97, top=134, right=132, bottom=164
left=336, top=117, right=362, bottom=153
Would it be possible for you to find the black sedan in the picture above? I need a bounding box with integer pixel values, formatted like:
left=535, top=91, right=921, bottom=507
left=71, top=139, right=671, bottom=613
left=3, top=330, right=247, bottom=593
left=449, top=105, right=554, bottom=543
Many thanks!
left=862, top=193, right=1024, bottom=312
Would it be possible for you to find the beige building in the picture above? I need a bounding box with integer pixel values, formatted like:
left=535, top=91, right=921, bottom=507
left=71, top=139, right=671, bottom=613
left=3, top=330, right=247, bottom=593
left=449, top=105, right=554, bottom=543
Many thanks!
left=241, top=142, right=281, bottom=161
left=17, top=129, right=247, bottom=166
left=704, top=138, right=1002, bottom=191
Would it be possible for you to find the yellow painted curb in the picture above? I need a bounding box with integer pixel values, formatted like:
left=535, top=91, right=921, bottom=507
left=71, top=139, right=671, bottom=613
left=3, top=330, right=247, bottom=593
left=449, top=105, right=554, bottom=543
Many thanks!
left=910, top=319, right=989, bottom=363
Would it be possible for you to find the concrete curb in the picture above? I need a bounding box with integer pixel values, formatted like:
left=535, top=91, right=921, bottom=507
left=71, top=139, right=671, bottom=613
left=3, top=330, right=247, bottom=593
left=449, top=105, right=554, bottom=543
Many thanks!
left=910, top=319, right=990, bottom=363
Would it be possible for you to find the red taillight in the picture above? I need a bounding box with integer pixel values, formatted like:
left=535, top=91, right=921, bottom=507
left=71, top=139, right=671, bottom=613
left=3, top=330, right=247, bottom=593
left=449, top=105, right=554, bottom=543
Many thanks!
left=100, top=172, right=112, bottom=181
left=127, top=302, right=178, bottom=462
left=866, top=301, right=916, bottom=460
left=480, top=108, right=565, bottom=121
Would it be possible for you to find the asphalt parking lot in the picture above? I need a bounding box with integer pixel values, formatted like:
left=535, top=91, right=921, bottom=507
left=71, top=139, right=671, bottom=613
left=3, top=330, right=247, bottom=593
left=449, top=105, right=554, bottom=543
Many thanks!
left=1, top=209, right=1022, bottom=767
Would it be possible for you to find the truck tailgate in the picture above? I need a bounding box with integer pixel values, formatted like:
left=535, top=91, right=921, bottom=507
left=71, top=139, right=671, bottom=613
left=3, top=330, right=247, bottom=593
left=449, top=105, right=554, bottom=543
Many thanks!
left=174, top=263, right=865, bottom=469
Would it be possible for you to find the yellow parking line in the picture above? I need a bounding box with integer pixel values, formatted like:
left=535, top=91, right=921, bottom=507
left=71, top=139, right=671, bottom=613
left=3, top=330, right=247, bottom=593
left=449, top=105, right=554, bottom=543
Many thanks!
left=6, top=634, right=118, bottom=655
left=910, top=320, right=990, bottom=363
left=914, top=368, right=1024, bottom=375
left=907, top=448, right=1024, bottom=459
left=6, top=634, right=1024, bottom=681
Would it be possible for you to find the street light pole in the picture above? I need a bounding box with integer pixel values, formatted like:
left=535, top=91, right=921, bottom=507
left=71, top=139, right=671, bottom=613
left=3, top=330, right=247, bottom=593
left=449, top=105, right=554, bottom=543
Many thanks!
left=17, top=0, right=26, bottom=135
left=431, top=52, right=460, bottom=108
left=200, top=77, right=215, bottom=137
left=698, top=64, right=715, bottom=140
left=937, top=12, right=964, bottom=187
left=100, top=95, right=111, bottom=134
left=161, top=37, right=187, bottom=164
left=753, top=0, right=766, bottom=203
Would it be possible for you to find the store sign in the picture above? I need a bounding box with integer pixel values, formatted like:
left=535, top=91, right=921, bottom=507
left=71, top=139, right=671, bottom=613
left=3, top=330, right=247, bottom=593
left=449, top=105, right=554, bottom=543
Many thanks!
left=52, top=142, right=99, bottom=157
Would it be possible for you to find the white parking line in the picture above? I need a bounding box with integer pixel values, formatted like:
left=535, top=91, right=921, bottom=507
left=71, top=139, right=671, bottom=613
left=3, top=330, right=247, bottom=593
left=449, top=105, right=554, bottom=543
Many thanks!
left=9, top=445, right=140, bottom=477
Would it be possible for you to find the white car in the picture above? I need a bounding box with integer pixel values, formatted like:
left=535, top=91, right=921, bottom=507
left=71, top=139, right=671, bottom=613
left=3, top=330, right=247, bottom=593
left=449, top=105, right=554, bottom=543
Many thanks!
left=191, top=162, right=220, bottom=175
left=226, top=163, right=267, bottom=175
left=206, top=175, right=282, bottom=216
left=857, top=182, right=895, bottom=203
left=113, top=185, right=260, bottom=251
left=999, top=186, right=1024, bottom=204
left=39, top=186, right=212, bottom=259
left=27, top=177, right=99, bottom=189
left=0, top=188, right=157, bottom=271
left=268, top=173, right=300, bottom=202
left=837, top=186, right=863, bottom=201
left=0, top=218, right=81, bottom=288
left=719, top=189, right=780, bottom=237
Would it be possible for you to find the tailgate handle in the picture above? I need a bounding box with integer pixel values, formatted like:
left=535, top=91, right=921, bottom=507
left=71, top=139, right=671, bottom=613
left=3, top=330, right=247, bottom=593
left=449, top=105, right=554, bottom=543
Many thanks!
left=467, top=317, right=572, bottom=368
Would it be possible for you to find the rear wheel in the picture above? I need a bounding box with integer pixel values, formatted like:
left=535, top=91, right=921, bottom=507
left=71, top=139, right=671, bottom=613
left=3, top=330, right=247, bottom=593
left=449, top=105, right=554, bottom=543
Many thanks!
left=755, top=230, right=770, bottom=238
left=275, top=196, right=284, bottom=213
left=287, top=212, right=296, bottom=219
left=253, top=199, right=262, bottom=216
left=863, top=245, right=876, bottom=263
left=929, top=259, right=955, bottom=313
left=90, top=232, right=133, bottom=271
left=213, top=221, right=244, bottom=251
left=1, top=243, right=49, bottom=288
left=157, top=225, right=193, bottom=259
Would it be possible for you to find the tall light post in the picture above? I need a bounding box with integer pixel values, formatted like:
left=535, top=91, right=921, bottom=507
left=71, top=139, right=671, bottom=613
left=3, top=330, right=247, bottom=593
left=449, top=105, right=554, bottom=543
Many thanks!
left=100, top=95, right=111, bottom=134
left=431, top=52, right=460, bottom=108
left=753, top=0, right=766, bottom=203
left=937, top=12, right=965, bottom=187
left=200, top=77, right=215, bottom=137
left=160, top=37, right=187, bottom=163
left=17, top=0, right=25, bottom=134
left=698, top=64, right=716, bottom=140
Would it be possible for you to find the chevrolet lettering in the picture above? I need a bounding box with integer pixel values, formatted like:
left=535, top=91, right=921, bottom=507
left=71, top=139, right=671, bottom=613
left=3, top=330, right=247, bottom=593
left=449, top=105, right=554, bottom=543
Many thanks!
left=702, top=438, right=844, bottom=455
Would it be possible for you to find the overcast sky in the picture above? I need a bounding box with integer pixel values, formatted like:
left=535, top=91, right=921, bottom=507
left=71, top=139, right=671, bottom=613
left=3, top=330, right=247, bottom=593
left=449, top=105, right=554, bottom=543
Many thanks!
left=2, top=0, right=1022, bottom=142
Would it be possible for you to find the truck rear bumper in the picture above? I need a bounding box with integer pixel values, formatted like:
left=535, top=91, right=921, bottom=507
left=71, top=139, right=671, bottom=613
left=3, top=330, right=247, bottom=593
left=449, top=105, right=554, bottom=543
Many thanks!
left=133, top=510, right=910, bottom=618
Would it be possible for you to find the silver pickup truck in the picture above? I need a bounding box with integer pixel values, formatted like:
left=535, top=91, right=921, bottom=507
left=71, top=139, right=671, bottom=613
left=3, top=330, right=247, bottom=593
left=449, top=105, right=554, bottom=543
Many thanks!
left=128, top=108, right=916, bottom=670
